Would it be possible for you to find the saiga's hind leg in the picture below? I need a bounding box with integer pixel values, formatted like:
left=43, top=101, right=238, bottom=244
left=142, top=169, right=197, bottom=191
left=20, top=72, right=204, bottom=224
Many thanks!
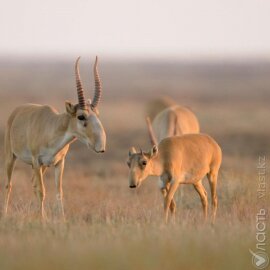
left=207, top=170, right=218, bottom=224
left=3, top=154, right=16, bottom=216
left=193, top=181, right=208, bottom=222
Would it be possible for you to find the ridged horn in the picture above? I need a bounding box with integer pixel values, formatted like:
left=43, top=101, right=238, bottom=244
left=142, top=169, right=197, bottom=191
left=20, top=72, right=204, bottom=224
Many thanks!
left=146, top=117, right=158, bottom=146
left=75, top=57, right=87, bottom=110
left=91, top=56, right=102, bottom=108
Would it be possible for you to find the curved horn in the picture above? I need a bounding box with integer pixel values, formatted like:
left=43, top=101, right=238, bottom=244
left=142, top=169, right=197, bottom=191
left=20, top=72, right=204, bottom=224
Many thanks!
left=91, top=56, right=102, bottom=108
left=75, top=57, right=87, bottom=110
left=146, top=117, right=158, bottom=146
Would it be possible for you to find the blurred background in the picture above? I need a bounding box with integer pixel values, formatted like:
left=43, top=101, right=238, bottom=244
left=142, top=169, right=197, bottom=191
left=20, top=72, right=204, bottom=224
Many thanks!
left=0, top=1, right=269, bottom=269
left=1, top=0, right=270, bottom=59
left=0, top=0, right=269, bottom=171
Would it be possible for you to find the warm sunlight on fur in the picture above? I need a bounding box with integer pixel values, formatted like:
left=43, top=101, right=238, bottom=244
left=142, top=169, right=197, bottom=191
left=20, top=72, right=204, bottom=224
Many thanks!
left=3, top=57, right=106, bottom=220
left=0, top=60, right=268, bottom=270
left=127, top=133, right=222, bottom=224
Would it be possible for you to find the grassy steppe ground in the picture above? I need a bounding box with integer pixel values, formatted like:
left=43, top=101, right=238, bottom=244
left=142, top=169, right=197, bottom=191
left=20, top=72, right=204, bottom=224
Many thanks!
left=0, top=59, right=269, bottom=270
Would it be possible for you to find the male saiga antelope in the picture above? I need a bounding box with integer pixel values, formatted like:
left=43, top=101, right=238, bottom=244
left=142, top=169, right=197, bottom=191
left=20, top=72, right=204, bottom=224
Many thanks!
left=127, top=132, right=222, bottom=224
left=3, top=56, right=106, bottom=220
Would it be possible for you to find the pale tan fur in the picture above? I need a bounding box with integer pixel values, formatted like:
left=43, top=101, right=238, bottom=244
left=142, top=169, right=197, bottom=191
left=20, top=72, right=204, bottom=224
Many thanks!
left=4, top=102, right=106, bottom=220
left=4, top=84, right=106, bottom=220
left=146, top=96, right=176, bottom=121
left=127, top=134, right=222, bottom=224
left=152, top=105, right=200, bottom=143
left=4, top=57, right=106, bottom=220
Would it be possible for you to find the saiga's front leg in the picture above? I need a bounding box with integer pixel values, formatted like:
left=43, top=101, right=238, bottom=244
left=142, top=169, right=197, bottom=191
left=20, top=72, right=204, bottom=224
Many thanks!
left=33, top=166, right=46, bottom=220
left=32, top=166, right=47, bottom=198
left=54, top=158, right=65, bottom=220
left=164, top=180, right=179, bottom=223
left=160, top=184, right=176, bottom=221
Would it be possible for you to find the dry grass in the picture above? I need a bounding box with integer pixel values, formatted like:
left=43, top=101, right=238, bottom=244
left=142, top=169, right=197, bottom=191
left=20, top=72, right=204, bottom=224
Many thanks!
left=0, top=170, right=261, bottom=270
left=0, top=59, right=269, bottom=270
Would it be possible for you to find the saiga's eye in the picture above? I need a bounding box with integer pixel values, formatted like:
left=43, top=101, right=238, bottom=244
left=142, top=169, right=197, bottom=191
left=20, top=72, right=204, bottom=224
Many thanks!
left=142, top=160, right=147, bottom=166
left=77, top=115, right=86, bottom=121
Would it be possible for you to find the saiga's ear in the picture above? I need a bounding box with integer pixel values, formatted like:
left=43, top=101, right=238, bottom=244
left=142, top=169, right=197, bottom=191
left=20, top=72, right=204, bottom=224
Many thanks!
left=129, top=147, right=136, bottom=157
left=150, top=145, right=158, bottom=158
left=65, top=101, right=77, bottom=116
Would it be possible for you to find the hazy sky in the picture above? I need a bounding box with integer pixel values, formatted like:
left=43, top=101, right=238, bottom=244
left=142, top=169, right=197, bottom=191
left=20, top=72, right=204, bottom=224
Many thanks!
left=1, top=0, right=270, bottom=59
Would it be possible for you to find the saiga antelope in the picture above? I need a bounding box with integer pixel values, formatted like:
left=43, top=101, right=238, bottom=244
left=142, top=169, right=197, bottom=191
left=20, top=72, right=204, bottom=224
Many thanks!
left=146, top=96, right=176, bottom=121
left=127, top=132, right=222, bottom=224
left=145, top=104, right=200, bottom=212
left=146, top=105, right=200, bottom=146
left=3, top=56, right=106, bottom=220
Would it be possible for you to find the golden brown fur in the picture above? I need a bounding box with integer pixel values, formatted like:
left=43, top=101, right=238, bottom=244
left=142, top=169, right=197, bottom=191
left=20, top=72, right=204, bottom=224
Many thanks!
left=127, top=134, right=222, bottom=223
left=146, top=104, right=200, bottom=211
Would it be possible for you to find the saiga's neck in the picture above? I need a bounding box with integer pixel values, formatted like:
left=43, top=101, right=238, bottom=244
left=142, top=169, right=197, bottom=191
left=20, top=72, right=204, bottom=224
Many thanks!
left=149, top=156, right=163, bottom=176
left=49, top=113, right=77, bottom=154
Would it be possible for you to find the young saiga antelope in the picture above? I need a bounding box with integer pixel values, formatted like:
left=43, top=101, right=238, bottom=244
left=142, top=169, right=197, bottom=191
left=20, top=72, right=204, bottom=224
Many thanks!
left=3, top=57, right=106, bottom=220
left=146, top=104, right=200, bottom=207
left=127, top=133, right=222, bottom=224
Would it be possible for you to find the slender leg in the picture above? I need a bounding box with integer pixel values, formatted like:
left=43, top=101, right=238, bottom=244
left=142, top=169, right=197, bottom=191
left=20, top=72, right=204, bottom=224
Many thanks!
left=160, top=184, right=176, bottom=216
left=160, top=187, right=167, bottom=197
left=54, top=159, right=65, bottom=219
left=207, top=171, right=218, bottom=224
left=32, top=167, right=47, bottom=198
left=34, top=167, right=46, bottom=220
left=168, top=190, right=176, bottom=223
left=3, top=154, right=16, bottom=216
left=193, top=181, right=208, bottom=222
left=164, top=180, right=179, bottom=223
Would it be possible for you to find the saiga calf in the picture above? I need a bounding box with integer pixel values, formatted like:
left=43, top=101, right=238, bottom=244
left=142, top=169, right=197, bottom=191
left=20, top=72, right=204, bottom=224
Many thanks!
left=127, top=134, right=222, bottom=224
